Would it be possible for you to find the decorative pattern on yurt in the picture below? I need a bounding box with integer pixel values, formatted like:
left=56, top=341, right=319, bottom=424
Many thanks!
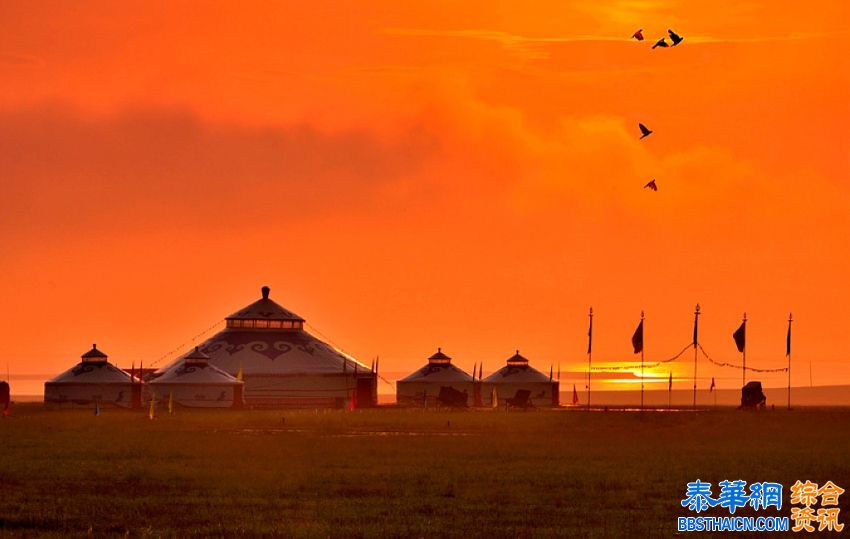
left=157, top=286, right=376, bottom=408
left=44, top=344, right=141, bottom=408
left=482, top=350, right=559, bottom=407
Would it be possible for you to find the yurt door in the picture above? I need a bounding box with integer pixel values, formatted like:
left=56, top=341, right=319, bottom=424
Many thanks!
left=356, top=377, right=374, bottom=408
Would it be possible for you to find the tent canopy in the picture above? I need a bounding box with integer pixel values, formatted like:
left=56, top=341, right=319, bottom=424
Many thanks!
left=483, top=350, right=551, bottom=383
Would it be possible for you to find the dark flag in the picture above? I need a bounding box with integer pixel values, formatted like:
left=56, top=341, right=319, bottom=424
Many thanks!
left=733, top=321, right=746, bottom=353
left=587, top=309, right=593, bottom=354
left=786, top=318, right=792, bottom=357
left=632, top=319, right=644, bottom=354
left=668, top=372, right=673, bottom=392
left=710, top=377, right=716, bottom=392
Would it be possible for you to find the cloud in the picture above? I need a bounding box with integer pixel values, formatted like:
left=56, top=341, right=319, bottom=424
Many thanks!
left=0, top=52, right=43, bottom=67
left=678, top=32, right=841, bottom=44
left=383, top=28, right=630, bottom=60
left=383, top=26, right=839, bottom=61
left=0, top=103, right=436, bottom=241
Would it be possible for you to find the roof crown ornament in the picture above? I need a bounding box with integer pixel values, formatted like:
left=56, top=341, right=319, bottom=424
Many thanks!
left=81, top=343, right=108, bottom=363
left=225, top=285, right=305, bottom=326
left=507, top=349, right=529, bottom=366
left=428, top=347, right=452, bottom=364
left=184, top=346, right=211, bottom=366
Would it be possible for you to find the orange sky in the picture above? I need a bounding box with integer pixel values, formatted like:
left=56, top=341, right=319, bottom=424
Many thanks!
left=1, top=1, right=848, bottom=391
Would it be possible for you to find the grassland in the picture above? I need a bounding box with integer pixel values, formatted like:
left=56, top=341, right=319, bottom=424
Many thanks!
left=1, top=405, right=848, bottom=537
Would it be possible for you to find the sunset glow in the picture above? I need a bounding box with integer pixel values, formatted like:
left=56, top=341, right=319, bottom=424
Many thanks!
left=1, top=1, right=848, bottom=393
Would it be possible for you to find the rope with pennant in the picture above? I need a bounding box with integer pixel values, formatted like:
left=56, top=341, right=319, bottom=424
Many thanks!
left=306, top=322, right=393, bottom=385
left=149, top=318, right=225, bottom=367
left=590, top=342, right=693, bottom=371
left=590, top=341, right=789, bottom=373
left=698, top=344, right=788, bottom=373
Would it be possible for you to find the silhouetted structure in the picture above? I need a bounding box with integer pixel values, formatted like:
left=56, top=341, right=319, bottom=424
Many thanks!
left=506, top=389, right=533, bottom=409
left=0, top=381, right=9, bottom=416
left=437, top=386, right=469, bottom=408
left=740, top=381, right=767, bottom=409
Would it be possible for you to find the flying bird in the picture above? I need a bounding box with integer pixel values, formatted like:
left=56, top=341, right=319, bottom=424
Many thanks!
left=652, top=38, right=669, bottom=49
left=668, top=29, right=684, bottom=46
left=644, top=179, right=658, bottom=191
left=632, top=29, right=644, bottom=41
left=638, top=123, right=653, bottom=139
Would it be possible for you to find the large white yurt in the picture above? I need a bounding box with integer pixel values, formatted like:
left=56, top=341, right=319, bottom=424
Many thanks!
left=482, top=350, right=559, bottom=407
left=396, top=348, right=475, bottom=407
left=158, top=286, right=375, bottom=408
left=149, top=347, right=243, bottom=408
left=44, top=344, right=141, bottom=408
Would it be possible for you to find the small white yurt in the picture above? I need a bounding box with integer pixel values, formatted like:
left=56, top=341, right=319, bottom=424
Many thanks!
left=44, top=344, right=141, bottom=408
left=149, top=347, right=243, bottom=408
left=482, top=350, right=559, bottom=407
left=396, top=348, right=474, bottom=407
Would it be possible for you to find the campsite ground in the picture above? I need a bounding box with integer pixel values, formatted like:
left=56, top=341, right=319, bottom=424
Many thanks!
left=1, top=405, right=848, bottom=537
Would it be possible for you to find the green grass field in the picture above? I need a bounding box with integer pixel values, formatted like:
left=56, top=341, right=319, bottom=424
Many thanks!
left=1, top=405, right=848, bottom=537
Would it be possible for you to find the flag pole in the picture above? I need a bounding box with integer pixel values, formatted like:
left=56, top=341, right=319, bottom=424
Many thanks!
left=693, top=304, right=700, bottom=408
left=787, top=313, right=793, bottom=410
left=587, top=306, right=593, bottom=411
left=668, top=372, right=672, bottom=409
left=640, top=310, right=645, bottom=410
left=741, top=312, right=747, bottom=387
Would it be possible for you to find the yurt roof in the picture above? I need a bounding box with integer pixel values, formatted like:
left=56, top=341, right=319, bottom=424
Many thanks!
left=153, top=346, right=241, bottom=385
left=399, top=348, right=472, bottom=383
left=47, top=361, right=133, bottom=385
left=482, top=351, right=551, bottom=383
left=158, top=287, right=369, bottom=377
left=398, top=362, right=472, bottom=383
left=428, top=348, right=451, bottom=362
left=151, top=358, right=241, bottom=386
left=184, top=346, right=211, bottom=365
left=505, top=350, right=529, bottom=366
left=81, top=344, right=108, bottom=362
left=186, top=329, right=367, bottom=375
left=226, top=286, right=304, bottom=322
